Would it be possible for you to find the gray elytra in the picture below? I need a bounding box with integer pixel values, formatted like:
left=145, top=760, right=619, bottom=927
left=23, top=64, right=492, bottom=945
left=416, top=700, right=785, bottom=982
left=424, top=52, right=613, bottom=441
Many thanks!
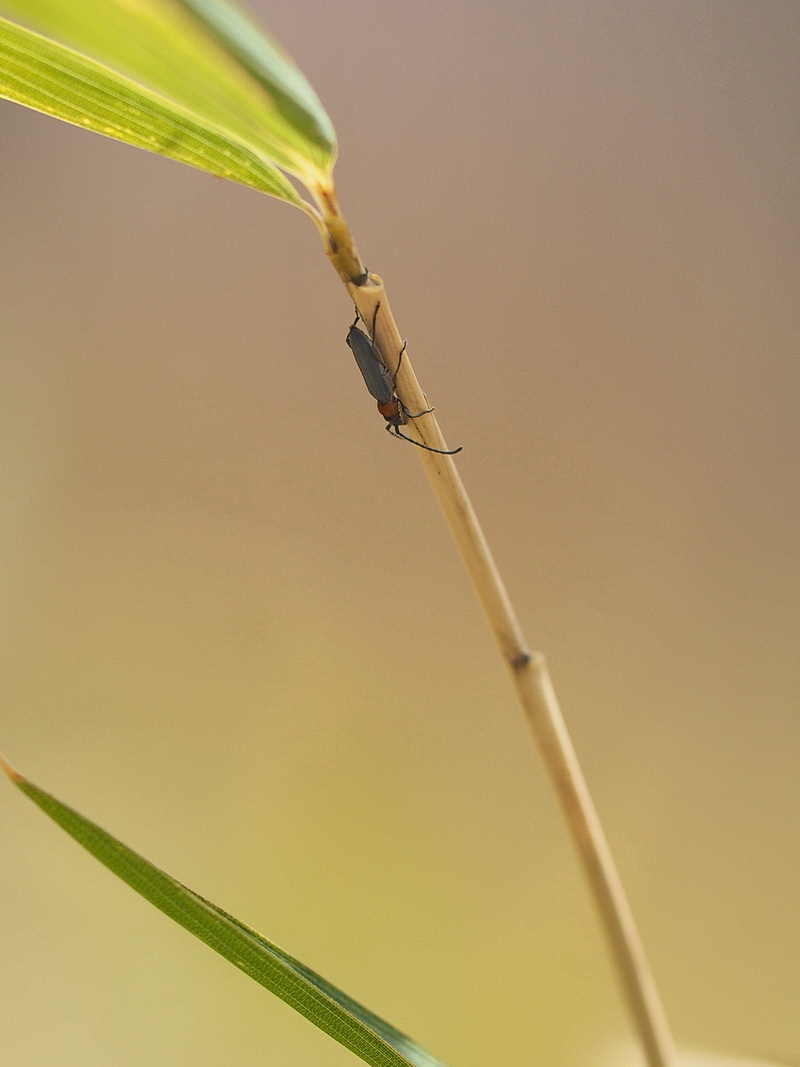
left=346, top=305, right=462, bottom=456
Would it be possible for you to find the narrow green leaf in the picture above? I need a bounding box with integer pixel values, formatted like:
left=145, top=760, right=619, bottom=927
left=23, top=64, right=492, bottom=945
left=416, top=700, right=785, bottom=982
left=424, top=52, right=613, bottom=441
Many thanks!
left=0, top=16, right=303, bottom=203
left=0, top=0, right=336, bottom=186
left=173, top=0, right=336, bottom=163
left=3, top=761, right=448, bottom=1067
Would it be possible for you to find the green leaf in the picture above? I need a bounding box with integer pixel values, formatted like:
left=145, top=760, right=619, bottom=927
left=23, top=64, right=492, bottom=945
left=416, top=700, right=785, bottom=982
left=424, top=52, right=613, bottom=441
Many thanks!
left=0, top=16, right=303, bottom=202
left=2, top=759, right=448, bottom=1067
left=0, top=0, right=337, bottom=200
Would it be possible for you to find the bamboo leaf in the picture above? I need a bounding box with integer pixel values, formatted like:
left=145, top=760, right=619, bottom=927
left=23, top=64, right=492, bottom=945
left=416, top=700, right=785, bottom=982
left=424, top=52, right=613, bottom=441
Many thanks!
left=0, top=16, right=304, bottom=203
left=0, top=0, right=337, bottom=198
left=2, top=758, right=448, bottom=1067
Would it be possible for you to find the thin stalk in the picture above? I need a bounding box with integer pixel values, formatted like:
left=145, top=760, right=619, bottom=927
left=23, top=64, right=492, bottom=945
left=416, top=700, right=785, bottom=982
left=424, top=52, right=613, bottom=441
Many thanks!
left=339, top=269, right=678, bottom=1067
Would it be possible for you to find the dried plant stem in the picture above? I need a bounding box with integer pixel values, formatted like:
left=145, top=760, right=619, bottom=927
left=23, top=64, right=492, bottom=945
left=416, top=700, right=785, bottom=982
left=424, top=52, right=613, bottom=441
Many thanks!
left=339, top=270, right=678, bottom=1067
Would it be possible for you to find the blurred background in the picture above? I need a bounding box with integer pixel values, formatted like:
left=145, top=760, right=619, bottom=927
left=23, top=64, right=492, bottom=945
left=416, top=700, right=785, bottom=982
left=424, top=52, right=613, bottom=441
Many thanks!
left=1, top=1, right=798, bottom=1064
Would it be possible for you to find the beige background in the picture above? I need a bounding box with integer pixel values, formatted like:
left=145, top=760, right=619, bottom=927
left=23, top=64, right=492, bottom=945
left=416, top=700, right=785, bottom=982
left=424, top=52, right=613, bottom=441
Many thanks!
left=1, top=1, right=798, bottom=1064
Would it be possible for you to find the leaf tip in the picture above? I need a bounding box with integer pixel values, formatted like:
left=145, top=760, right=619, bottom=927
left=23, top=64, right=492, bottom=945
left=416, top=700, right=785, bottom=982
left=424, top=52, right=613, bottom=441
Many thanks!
left=0, top=750, right=24, bottom=783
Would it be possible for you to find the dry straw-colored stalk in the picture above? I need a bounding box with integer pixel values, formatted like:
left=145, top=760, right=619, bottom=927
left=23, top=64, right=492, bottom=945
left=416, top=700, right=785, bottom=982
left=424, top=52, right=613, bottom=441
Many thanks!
left=319, top=196, right=678, bottom=1067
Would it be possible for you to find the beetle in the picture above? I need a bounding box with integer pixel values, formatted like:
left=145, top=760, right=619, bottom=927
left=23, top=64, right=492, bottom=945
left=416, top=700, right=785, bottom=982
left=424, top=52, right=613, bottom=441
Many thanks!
left=346, top=305, right=462, bottom=455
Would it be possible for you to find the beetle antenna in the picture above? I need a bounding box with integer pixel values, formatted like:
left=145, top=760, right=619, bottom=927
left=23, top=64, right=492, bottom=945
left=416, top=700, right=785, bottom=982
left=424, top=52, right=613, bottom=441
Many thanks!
left=386, top=423, right=463, bottom=455
left=390, top=325, right=461, bottom=452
